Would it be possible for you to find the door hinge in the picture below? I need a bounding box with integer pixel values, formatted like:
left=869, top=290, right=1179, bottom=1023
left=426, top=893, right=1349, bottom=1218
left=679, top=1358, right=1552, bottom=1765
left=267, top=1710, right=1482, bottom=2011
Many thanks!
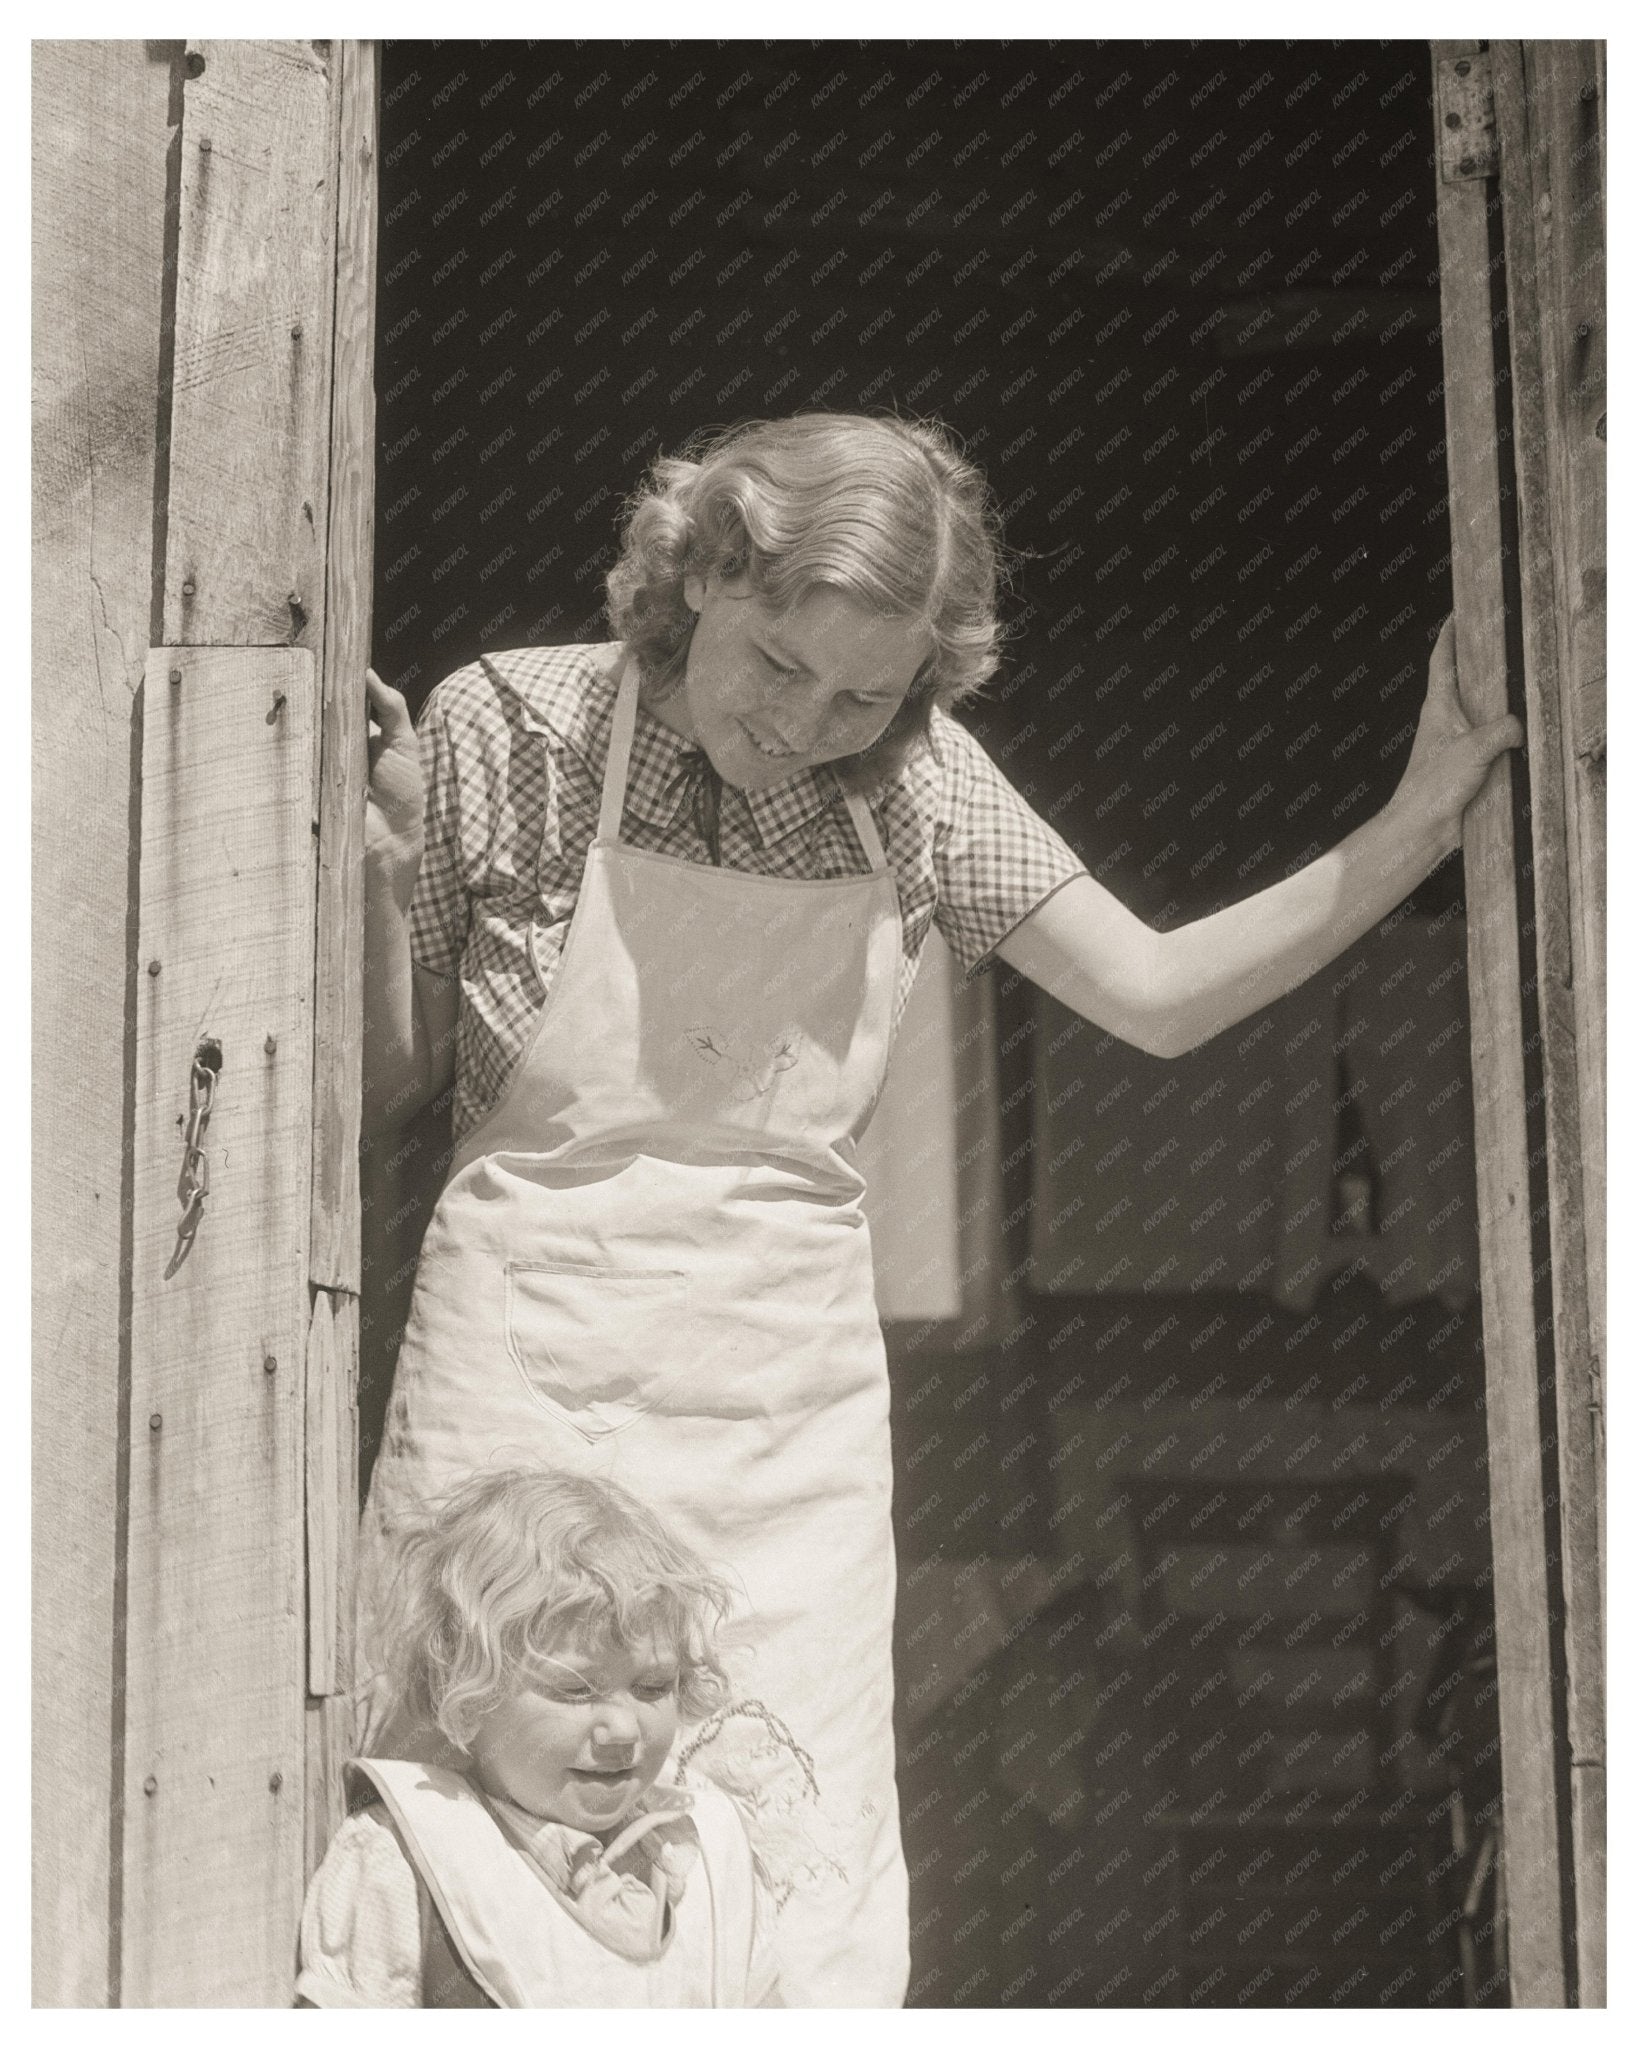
left=1436, top=48, right=1498, bottom=182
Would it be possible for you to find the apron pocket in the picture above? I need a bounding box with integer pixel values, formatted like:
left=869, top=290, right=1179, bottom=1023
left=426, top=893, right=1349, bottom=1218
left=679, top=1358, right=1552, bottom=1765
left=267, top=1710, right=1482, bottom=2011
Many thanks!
left=504, top=1262, right=687, bottom=1443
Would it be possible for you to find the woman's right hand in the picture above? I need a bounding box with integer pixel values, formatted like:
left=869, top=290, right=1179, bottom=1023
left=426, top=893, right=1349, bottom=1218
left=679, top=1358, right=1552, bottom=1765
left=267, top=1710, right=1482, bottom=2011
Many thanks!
left=365, top=668, right=425, bottom=865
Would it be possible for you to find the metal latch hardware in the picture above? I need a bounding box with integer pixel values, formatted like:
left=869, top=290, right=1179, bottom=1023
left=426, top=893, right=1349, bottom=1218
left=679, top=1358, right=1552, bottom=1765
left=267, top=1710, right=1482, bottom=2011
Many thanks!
left=1436, top=49, right=1498, bottom=182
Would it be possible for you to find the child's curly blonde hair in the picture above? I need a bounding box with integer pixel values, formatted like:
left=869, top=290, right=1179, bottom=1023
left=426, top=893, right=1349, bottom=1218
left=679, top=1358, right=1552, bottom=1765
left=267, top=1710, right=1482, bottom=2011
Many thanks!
left=604, top=412, right=1009, bottom=789
left=372, top=1467, right=733, bottom=1752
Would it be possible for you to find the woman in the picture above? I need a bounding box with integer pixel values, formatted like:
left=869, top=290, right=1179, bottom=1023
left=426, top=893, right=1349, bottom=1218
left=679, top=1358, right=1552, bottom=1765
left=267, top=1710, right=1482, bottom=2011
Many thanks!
left=359, top=412, right=1517, bottom=2006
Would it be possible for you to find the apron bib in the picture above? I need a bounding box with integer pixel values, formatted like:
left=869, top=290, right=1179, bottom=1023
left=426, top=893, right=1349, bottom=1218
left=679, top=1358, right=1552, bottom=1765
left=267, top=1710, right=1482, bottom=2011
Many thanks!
left=361, top=655, right=908, bottom=2005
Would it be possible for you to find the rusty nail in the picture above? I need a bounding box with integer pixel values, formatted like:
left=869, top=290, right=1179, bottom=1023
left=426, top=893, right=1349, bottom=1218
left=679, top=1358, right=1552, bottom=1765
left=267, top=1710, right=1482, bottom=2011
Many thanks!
left=269, top=1771, right=284, bottom=1793
left=199, top=138, right=211, bottom=154
left=181, top=581, right=196, bottom=598
left=270, top=691, right=286, bottom=717
left=147, top=959, right=161, bottom=977
left=149, top=1412, right=163, bottom=1432
left=1459, top=157, right=1475, bottom=176
left=291, top=323, right=303, bottom=341
left=263, top=1354, right=278, bottom=1375
left=184, top=51, right=205, bottom=78
left=264, top=1034, right=277, bottom=1056
left=1575, top=322, right=1592, bottom=341
left=1596, top=415, right=1606, bottom=441
left=1580, top=81, right=1598, bottom=103
left=168, top=667, right=183, bottom=686
left=1454, top=58, right=1471, bottom=77
left=144, top=1775, right=158, bottom=1796
left=1444, top=111, right=1462, bottom=129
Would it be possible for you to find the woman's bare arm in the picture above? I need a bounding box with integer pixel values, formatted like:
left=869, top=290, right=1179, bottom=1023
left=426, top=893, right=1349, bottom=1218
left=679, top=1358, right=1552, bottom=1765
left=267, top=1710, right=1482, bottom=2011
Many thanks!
left=363, top=670, right=459, bottom=1131
left=997, top=620, right=1521, bottom=1058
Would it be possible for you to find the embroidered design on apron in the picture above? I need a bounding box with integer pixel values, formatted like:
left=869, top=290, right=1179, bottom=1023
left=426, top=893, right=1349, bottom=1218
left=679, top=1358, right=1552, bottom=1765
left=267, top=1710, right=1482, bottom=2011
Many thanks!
left=682, top=1025, right=803, bottom=1101
left=676, top=1700, right=862, bottom=1905
left=361, top=651, right=910, bottom=2005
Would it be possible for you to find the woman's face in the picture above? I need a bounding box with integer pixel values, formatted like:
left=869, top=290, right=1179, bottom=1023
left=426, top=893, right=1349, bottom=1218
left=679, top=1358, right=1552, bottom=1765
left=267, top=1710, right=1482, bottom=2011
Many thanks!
left=666, top=573, right=932, bottom=790
left=466, top=1635, right=680, bottom=1835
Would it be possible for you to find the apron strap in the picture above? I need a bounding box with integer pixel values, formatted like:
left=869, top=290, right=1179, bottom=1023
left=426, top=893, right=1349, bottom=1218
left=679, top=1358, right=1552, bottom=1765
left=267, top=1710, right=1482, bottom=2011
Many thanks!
left=599, top=649, right=889, bottom=876
left=598, top=653, right=643, bottom=845
left=839, top=785, right=888, bottom=873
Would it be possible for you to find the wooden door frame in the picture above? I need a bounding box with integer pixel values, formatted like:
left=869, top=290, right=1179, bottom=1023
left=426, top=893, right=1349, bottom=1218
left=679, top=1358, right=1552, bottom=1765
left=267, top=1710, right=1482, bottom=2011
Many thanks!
left=1431, top=36, right=1604, bottom=2008
left=36, top=31, right=1602, bottom=2007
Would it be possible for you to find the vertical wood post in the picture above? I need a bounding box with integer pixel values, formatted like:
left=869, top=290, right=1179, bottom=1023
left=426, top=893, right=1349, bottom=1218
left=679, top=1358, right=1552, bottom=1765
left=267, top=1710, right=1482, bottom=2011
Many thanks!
left=118, top=38, right=374, bottom=2003
left=1430, top=37, right=1568, bottom=2008
left=1491, top=38, right=1606, bottom=2007
left=125, top=648, right=318, bottom=2004
left=305, top=32, right=377, bottom=1876
left=31, top=39, right=175, bottom=2008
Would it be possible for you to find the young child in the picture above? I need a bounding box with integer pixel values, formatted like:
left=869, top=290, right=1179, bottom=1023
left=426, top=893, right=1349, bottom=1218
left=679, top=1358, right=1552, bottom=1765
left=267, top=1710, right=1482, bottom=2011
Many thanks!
left=298, top=1468, right=780, bottom=2007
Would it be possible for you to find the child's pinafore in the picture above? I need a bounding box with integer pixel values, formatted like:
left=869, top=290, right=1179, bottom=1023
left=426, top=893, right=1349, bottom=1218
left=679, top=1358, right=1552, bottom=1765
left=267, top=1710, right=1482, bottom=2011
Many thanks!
left=298, top=1763, right=773, bottom=2007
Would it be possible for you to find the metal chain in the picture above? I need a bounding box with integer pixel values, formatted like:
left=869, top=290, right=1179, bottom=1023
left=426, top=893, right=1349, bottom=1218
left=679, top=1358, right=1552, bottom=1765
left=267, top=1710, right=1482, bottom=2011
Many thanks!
left=165, top=1045, right=220, bottom=1279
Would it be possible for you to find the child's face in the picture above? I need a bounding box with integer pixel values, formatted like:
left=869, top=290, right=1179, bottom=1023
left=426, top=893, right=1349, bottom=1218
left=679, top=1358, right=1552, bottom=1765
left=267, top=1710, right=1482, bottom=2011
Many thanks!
left=467, top=1635, right=681, bottom=1835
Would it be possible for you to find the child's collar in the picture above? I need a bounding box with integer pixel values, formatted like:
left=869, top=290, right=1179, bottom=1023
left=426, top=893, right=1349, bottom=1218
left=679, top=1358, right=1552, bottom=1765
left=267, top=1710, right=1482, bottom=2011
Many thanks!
left=482, top=1781, right=700, bottom=1963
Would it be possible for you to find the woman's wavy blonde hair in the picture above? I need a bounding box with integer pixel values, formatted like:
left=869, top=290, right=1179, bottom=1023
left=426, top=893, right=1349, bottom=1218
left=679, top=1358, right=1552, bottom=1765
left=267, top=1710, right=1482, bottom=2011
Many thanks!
left=374, top=1467, right=733, bottom=1752
left=604, top=412, right=1010, bottom=788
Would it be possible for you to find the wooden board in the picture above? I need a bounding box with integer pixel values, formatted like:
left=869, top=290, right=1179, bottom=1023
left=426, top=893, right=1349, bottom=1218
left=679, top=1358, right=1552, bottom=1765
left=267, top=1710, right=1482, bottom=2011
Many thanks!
left=1525, top=39, right=1607, bottom=1556
left=304, top=1287, right=357, bottom=1700
left=1497, top=40, right=1606, bottom=2006
left=161, top=40, right=336, bottom=649
left=305, top=1696, right=360, bottom=1887
left=1430, top=39, right=1567, bottom=2007
left=309, top=39, right=377, bottom=1292
left=30, top=38, right=174, bottom=2009
left=305, top=1285, right=361, bottom=1873
left=123, top=647, right=317, bottom=2005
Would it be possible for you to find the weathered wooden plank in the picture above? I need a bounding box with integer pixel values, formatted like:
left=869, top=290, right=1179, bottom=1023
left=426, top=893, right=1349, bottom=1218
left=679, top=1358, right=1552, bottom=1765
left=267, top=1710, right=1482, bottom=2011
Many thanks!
left=1503, top=39, right=1606, bottom=2006
left=124, top=647, right=317, bottom=2006
left=306, top=1696, right=360, bottom=1886
left=1527, top=37, right=1607, bottom=1545
left=305, top=1287, right=357, bottom=1699
left=1431, top=38, right=1567, bottom=2007
left=31, top=37, right=174, bottom=2010
left=305, top=1285, right=360, bottom=1876
left=310, top=39, right=377, bottom=1293
left=162, top=39, right=335, bottom=649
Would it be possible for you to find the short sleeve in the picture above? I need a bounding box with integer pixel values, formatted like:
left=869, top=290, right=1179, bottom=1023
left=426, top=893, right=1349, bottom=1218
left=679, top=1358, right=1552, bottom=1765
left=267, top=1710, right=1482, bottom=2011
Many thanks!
left=296, top=1807, right=425, bottom=2009
left=928, top=707, right=1089, bottom=973
left=407, top=665, right=530, bottom=981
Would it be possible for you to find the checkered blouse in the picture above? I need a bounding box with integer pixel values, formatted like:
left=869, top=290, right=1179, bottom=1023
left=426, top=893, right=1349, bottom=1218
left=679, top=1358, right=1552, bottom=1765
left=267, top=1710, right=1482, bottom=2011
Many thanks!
left=410, top=644, right=1089, bottom=1143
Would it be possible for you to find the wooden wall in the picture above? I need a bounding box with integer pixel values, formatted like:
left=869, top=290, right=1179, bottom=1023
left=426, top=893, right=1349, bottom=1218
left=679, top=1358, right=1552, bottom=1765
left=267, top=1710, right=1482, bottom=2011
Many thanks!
left=31, top=40, right=175, bottom=2008
left=33, top=39, right=374, bottom=2006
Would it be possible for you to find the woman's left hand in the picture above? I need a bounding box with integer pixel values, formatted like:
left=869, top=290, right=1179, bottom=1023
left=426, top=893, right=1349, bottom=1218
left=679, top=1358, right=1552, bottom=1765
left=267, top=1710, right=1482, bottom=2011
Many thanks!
left=1395, top=617, right=1524, bottom=851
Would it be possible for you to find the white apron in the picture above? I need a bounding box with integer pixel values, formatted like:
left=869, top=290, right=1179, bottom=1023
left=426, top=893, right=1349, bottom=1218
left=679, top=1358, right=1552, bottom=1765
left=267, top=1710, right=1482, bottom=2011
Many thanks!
left=352, top=1761, right=762, bottom=2007
left=361, top=655, right=909, bottom=2006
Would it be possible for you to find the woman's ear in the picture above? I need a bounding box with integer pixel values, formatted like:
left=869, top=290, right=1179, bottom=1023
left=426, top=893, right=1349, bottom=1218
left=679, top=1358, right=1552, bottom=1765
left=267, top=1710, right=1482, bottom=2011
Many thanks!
left=683, top=572, right=707, bottom=614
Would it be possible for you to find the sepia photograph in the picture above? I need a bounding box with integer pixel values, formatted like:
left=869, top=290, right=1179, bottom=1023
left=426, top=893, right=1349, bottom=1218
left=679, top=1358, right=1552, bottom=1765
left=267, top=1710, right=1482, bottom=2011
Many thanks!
left=33, top=20, right=1606, bottom=2011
